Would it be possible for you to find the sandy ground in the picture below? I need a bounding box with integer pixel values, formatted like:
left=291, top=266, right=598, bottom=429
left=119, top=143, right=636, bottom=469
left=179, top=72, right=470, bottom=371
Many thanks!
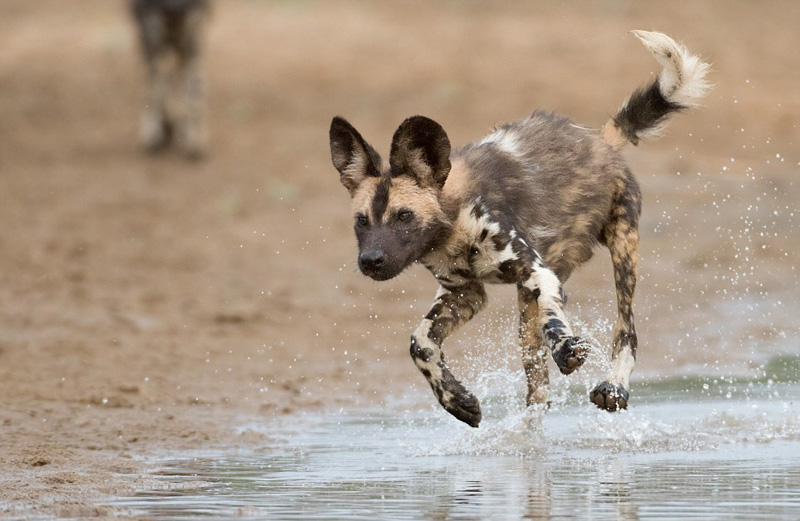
left=1, top=0, right=799, bottom=517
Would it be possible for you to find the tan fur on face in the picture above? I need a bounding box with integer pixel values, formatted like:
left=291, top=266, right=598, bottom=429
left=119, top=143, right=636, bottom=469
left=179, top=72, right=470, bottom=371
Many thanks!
left=384, top=176, right=447, bottom=226
left=350, top=176, right=380, bottom=218
left=351, top=175, right=447, bottom=226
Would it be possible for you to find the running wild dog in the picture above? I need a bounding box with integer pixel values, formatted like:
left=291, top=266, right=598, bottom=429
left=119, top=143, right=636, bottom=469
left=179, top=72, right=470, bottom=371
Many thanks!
left=329, top=31, right=710, bottom=427
left=131, top=0, right=209, bottom=159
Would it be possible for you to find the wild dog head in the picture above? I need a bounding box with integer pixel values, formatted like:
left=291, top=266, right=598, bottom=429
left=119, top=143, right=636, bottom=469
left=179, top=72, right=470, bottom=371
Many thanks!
left=329, top=116, right=453, bottom=281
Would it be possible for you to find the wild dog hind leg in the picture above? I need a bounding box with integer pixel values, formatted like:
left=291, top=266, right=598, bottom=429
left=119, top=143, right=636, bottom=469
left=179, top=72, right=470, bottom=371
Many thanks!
left=518, top=293, right=549, bottom=406
left=411, top=282, right=486, bottom=427
left=591, top=196, right=640, bottom=411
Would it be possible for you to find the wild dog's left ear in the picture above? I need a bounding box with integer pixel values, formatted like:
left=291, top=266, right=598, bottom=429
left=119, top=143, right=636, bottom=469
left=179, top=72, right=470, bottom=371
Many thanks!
left=389, top=116, right=451, bottom=190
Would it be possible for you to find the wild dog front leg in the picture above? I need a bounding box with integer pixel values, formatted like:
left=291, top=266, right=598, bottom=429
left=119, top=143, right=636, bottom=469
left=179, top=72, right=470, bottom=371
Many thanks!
left=519, top=265, right=590, bottom=376
left=411, top=282, right=487, bottom=428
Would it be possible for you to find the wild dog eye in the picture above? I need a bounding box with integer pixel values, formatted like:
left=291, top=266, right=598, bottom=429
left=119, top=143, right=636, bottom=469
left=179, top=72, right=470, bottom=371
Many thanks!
left=397, top=210, right=414, bottom=222
left=356, top=214, right=369, bottom=226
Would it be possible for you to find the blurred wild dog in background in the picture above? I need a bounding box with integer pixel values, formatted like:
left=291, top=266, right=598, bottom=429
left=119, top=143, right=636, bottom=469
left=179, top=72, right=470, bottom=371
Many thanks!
left=131, top=0, right=210, bottom=159
left=329, top=31, right=709, bottom=427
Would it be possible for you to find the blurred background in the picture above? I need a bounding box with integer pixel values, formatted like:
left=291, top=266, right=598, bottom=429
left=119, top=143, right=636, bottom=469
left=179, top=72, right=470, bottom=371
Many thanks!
left=1, top=0, right=799, bottom=421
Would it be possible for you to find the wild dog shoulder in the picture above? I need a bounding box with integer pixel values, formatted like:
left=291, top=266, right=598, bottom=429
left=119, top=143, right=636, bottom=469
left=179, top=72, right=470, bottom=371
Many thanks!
left=422, top=197, right=529, bottom=285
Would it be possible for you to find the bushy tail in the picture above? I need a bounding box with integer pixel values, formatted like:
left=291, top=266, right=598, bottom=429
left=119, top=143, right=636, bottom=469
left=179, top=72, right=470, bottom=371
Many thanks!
left=602, top=30, right=711, bottom=149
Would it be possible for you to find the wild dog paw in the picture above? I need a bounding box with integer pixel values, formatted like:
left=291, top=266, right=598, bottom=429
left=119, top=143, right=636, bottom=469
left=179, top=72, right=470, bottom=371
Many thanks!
left=590, top=381, right=629, bottom=411
left=525, top=386, right=549, bottom=408
left=552, top=337, right=590, bottom=375
left=443, top=389, right=482, bottom=428
left=437, top=370, right=482, bottom=428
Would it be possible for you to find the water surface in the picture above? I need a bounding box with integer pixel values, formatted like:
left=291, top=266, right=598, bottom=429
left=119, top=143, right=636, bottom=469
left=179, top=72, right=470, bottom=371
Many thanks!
left=112, top=360, right=800, bottom=520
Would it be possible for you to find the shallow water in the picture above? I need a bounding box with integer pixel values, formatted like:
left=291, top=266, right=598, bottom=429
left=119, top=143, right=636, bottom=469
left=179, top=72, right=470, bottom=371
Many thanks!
left=112, top=358, right=800, bottom=520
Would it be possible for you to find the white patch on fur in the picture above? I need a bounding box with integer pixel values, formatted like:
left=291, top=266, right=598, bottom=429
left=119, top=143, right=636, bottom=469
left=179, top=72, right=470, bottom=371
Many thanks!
left=522, top=266, right=558, bottom=295
left=470, top=239, right=519, bottom=280
left=633, top=30, right=711, bottom=109
left=453, top=200, right=526, bottom=278
left=479, top=127, right=525, bottom=160
left=530, top=225, right=557, bottom=240
left=412, top=319, right=444, bottom=381
left=412, top=318, right=434, bottom=342
left=494, top=242, right=517, bottom=264
left=522, top=266, right=574, bottom=339
left=412, top=318, right=456, bottom=406
left=610, top=347, right=636, bottom=388
left=455, top=201, right=501, bottom=243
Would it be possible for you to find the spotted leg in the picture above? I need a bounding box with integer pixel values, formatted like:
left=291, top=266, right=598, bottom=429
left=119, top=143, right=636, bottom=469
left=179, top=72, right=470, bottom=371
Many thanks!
left=518, top=260, right=590, bottom=377
left=591, top=193, right=640, bottom=411
left=518, top=293, right=549, bottom=406
left=411, top=282, right=487, bottom=427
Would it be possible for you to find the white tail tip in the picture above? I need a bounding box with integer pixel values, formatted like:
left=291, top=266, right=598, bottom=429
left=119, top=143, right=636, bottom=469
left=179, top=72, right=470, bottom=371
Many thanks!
left=632, top=30, right=711, bottom=108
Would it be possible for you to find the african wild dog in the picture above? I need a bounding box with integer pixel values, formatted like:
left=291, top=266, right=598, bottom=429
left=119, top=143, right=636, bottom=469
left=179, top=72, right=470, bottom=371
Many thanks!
left=329, top=31, right=709, bottom=427
left=131, top=0, right=210, bottom=159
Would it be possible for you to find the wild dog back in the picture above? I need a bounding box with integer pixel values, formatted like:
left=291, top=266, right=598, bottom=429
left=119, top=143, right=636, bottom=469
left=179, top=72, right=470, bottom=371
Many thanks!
left=442, top=110, right=639, bottom=283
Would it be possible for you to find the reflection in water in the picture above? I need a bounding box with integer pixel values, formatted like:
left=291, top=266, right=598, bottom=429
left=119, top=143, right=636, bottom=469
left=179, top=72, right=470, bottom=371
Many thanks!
left=112, top=374, right=800, bottom=520
left=596, top=463, right=639, bottom=521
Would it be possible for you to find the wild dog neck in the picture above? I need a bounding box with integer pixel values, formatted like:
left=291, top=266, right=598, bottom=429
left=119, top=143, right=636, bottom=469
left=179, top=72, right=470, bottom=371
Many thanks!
left=421, top=158, right=518, bottom=285
left=421, top=201, right=508, bottom=285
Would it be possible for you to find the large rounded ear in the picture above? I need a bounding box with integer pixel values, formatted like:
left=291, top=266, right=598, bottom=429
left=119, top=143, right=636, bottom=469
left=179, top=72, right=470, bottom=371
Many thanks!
left=329, top=116, right=382, bottom=195
left=389, top=116, right=451, bottom=189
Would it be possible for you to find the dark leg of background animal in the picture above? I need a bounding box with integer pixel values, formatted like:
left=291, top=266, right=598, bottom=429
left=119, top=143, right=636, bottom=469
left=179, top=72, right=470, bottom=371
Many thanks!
left=174, top=6, right=208, bottom=159
left=591, top=189, right=641, bottom=411
left=411, top=282, right=487, bottom=427
left=518, top=295, right=549, bottom=406
left=135, top=8, right=171, bottom=153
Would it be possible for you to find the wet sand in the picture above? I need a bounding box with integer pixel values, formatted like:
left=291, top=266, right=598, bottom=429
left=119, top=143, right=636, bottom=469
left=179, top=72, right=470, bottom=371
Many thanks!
left=1, top=1, right=799, bottom=516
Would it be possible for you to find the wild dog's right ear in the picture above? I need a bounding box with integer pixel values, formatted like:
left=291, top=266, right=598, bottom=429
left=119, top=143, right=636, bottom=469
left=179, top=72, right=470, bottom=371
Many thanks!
left=329, top=116, right=382, bottom=195
left=389, top=116, right=451, bottom=190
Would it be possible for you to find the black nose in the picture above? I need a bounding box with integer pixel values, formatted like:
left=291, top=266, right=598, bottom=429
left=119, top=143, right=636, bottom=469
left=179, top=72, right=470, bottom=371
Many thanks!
left=359, top=250, right=386, bottom=271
